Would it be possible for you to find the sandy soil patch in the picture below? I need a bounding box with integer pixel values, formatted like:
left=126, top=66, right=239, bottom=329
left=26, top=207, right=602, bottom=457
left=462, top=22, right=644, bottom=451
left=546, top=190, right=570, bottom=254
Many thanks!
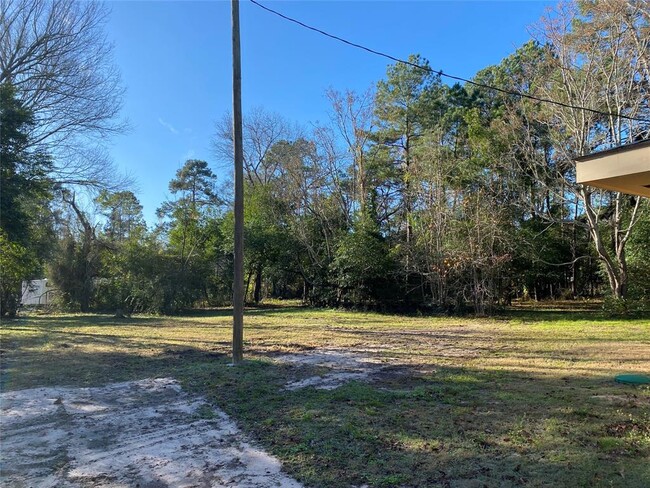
left=275, top=348, right=434, bottom=390
left=1, top=378, right=302, bottom=488
left=276, top=349, right=384, bottom=390
left=324, top=326, right=494, bottom=358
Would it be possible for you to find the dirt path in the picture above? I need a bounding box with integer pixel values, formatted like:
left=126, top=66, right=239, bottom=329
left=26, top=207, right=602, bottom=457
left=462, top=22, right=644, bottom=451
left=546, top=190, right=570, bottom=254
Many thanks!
left=1, top=378, right=302, bottom=487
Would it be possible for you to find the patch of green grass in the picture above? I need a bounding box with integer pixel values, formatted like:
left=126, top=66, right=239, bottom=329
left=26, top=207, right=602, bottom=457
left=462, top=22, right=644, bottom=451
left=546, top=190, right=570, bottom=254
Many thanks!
left=1, top=303, right=649, bottom=487
left=194, top=403, right=218, bottom=420
left=598, top=436, right=627, bottom=452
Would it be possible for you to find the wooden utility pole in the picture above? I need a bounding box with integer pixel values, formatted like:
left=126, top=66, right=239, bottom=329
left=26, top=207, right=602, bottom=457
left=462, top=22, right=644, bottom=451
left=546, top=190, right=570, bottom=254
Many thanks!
left=231, top=0, right=244, bottom=364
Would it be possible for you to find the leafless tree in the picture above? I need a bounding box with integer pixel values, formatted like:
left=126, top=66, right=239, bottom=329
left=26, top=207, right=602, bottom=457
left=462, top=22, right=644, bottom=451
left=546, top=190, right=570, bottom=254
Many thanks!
left=1, top=0, right=127, bottom=189
left=325, top=87, right=375, bottom=212
left=529, top=0, right=649, bottom=299
left=213, top=107, right=301, bottom=186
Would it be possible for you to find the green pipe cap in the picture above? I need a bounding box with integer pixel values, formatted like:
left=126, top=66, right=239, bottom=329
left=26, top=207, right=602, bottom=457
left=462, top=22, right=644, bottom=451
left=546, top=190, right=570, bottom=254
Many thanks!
left=615, top=374, right=650, bottom=385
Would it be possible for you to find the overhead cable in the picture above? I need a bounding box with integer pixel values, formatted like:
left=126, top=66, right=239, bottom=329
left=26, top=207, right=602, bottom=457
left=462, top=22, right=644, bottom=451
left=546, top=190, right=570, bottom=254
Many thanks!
left=250, top=0, right=650, bottom=124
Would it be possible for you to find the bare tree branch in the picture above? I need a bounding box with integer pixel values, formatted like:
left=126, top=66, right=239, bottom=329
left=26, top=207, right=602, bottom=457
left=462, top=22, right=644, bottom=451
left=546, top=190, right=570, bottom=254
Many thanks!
left=1, top=0, right=128, bottom=190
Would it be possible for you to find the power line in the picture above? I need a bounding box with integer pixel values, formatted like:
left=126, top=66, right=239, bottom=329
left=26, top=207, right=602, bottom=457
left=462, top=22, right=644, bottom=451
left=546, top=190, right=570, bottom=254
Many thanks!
left=250, top=0, right=650, bottom=124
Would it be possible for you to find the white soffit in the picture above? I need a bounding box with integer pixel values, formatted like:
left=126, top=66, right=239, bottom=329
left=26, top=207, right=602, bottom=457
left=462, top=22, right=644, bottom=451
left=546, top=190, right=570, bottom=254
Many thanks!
left=575, top=140, right=650, bottom=197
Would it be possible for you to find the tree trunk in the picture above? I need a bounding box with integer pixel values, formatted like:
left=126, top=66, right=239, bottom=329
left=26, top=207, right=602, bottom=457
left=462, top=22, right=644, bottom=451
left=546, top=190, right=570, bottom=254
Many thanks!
left=580, top=188, right=637, bottom=300
left=62, top=191, right=96, bottom=312
left=253, top=264, right=263, bottom=304
left=244, top=269, right=253, bottom=304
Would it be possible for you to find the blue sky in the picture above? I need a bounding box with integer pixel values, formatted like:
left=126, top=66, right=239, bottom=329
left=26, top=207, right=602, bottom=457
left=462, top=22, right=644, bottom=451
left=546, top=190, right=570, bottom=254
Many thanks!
left=105, top=0, right=554, bottom=224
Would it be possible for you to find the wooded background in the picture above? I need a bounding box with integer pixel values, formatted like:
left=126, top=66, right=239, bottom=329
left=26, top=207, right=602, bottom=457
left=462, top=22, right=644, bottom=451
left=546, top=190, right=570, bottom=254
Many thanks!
left=1, top=0, right=649, bottom=316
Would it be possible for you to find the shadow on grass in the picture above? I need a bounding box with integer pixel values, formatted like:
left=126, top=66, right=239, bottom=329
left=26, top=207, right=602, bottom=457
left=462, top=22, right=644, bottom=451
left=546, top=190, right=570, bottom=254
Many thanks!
left=1, top=326, right=648, bottom=488
left=321, top=326, right=648, bottom=346
left=10, top=314, right=162, bottom=327
left=180, top=303, right=309, bottom=317
left=203, top=360, right=648, bottom=488
left=501, top=307, right=650, bottom=323
left=10, top=305, right=312, bottom=328
left=15, top=301, right=644, bottom=330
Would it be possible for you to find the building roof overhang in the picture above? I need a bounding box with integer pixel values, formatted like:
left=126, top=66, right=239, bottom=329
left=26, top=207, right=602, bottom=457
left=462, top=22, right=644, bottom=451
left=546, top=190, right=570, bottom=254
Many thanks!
left=575, top=139, right=650, bottom=197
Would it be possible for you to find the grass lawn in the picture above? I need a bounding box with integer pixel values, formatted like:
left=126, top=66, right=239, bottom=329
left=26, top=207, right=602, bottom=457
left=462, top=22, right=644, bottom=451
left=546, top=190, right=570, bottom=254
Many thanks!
left=1, top=303, right=649, bottom=487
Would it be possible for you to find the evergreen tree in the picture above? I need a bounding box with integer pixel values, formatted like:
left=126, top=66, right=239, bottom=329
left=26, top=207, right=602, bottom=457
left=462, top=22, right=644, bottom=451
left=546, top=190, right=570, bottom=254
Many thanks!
left=0, top=83, right=53, bottom=316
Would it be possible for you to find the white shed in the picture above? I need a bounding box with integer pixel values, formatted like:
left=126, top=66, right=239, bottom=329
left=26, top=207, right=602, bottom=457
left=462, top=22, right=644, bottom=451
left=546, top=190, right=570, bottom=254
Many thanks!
left=21, top=279, right=55, bottom=306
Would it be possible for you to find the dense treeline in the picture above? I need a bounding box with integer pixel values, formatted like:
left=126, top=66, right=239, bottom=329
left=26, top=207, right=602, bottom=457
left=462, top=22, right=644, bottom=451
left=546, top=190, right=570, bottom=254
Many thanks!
left=2, top=1, right=649, bottom=316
